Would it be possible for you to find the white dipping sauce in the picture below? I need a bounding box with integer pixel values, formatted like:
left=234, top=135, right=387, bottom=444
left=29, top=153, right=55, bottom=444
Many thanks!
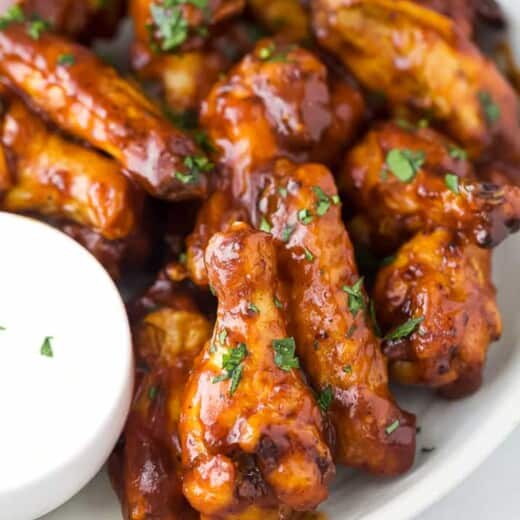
left=0, top=213, right=133, bottom=520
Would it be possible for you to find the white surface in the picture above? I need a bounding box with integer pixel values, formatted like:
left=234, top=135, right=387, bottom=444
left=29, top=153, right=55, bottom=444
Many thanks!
left=35, top=0, right=520, bottom=519
left=0, top=213, right=133, bottom=520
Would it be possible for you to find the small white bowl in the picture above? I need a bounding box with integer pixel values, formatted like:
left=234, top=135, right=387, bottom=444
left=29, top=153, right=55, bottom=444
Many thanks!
left=0, top=213, right=133, bottom=520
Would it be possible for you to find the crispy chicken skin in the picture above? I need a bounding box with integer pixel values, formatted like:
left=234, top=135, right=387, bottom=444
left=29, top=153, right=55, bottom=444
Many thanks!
left=0, top=23, right=211, bottom=200
left=339, top=122, right=520, bottom=252
left=247, top=0, right=311, bottom=43
left=109, top=291, right=212, bottom=520
left=311, top=0, right=520, bottom=173
left=0, top=96, right=140, bottom=240
left=253, top=159, right=415, bottom=474
left=373, top=228, right=502, bottom=398
left=180, top=223, right=334, bottom=517
left=201, top=39, right=365, bottom=179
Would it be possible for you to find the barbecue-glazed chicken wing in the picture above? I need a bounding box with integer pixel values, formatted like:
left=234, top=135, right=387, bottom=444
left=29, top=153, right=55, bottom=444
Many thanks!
left=373, top=228, right=502, bottom=398
left=201, top=39, right=365, bottom=178
left=180, top=223, right=334, bottom=517
left=110, top=290, right=212, bottom=520
left=339, top=121, right=520, bottom=253
left=311, top=0, right=520, bottom=174
left=0, top=95, right=140, bottom=240
left=251, top=159, right=416, bottom=474
left=0, top=22, right=211, bottom=200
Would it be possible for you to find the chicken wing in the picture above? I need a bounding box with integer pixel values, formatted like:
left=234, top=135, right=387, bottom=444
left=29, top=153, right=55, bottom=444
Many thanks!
left=110, top=288, right=212, bottom=520
left=0, top=95, right=140, bottom=240
left=0, top=22, right=211, bottom=200
left=339, top=121, right=520, bottom=252
left=312, top=0, right=520, bottom=175
left=200, top=38, right=365, bottom=179
left=251, top=159, right=416, bottom=474
left=373, top=228, right=502, bottom=398
left=180, top=223, right=334, bottom=517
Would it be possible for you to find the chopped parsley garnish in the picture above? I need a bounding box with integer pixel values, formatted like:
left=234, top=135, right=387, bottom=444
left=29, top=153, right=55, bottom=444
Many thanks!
left=178, top=251, right=187, bottom=264
left=57, top=53, right=75, bottom=66
left=384, top=316, right=425, bottom=341
left=445, top=173, right=460, bottom=194
left=278, top=186, right=288, bottom=198
left=212, top=342, right=248, bottom=395
left=478, top=90, right=500, bottom=126
left=218, top=328, right=227, bottom=344
left=248, top=302, right=259, bottom=314
left=317, top=385, right=333, bottom=412
left=274, top=296, right=283, bottom=309
left=345, top=324, right=356, bottom=338
left=303, top=247, right=314, bottom=262
left=395, top=118, right=415, bottom=131
left=0, top=5, right=24, bottom=30
left=175, top=154, right=213, bottom=184
left=193, top=129, right=215, bottom=153
left=260, top=217, right=272, bottom=233
left=209, top=343, right=217, bottom=353
left=386, top=148, right=425, bottom=183
left=148, top=385, right=159, bottom=400
left=369, top=300, right=381, bottom=337
left=385, top=419, right=400, bottom=435
left=380, top=255, right=396, bottom=267
left=343, top=365, right=352, bottom=375
left=0, top=325, right=5, bottom=330
left=448, top=144, right=467, bottom=161
left=272, top=337, right=299, bottom=371
left=149, top=0, right=209, bottom=52
left=164, top=107, right=198, bottom=130
left=257, top=42, right=292, bottom=62
left=342, top=277, right=365, bottom=317
left=331, top=194, right=341, bottom=205
left=40, top=336, right=54, bottom=357
left=281, top=224, right=295, bottom=243
left=312, top=186, right=332, bottom=216
left=27, top=18, right=51, bottom=40
left=298, top=208, right=313, bottom=225
left=209, top=284, right=216, bottom=296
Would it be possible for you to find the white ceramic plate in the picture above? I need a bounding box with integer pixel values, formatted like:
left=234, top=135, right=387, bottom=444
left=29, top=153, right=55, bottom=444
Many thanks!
left=42, top=2, right=520, bottom=519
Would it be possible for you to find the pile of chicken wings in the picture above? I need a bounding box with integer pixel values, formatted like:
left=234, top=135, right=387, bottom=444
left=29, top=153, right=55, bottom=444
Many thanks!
left=1, top=0, right=519, bottom=518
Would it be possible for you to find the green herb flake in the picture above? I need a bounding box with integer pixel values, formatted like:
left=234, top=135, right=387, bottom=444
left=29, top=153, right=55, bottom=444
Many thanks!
left=445, top=173, right=460, bottom=194
left=386, top=148, right=425, bottom=183
left=209, top=343, right=217, bottom=353
left=258, top=42, right=275, bottom=60
left=385, top=316, right=425, bottom=341
left=317, top=385, right=333, bottom=412
left=218, top=328, right=227, bottom=344
left=478, top=90, right=501, bottom=126
left=57, top=53, right=75, bottom=66
left=274, top=296, right=283, bottom=309
left=395, top=118, right=415, bottom=131
left=209, top=284, right=216, bottom=296
left=385, top=419, right=400, bottom=435
left=369, top=300, right=381, bottom=337
left=331, top=194, right=341, bottom=205
left=175, top=154, right=213, bottom=184
left=248, top=302, right=260, bottom=314
left=148, top=385, right=159, bottom=400
left=212, top=342, right=248, bottom=395
left=298, top=208, right=313, bottom=225
left=27, top=18, right=51, bottom=40
left=312, top=186, right=332, bottom=216
left=448, top=145, right=467, bottom=161
left=303, top=247, right=314, bottom=262
left=0, top=5, right=24, bottom=30
left=0, top=325, right=5, bottom=330
left=260, top=217, right=272, bottom=233
left=178, top=252, right=187, bottom=265
left=193, top=129, right=215, bottom=153
left=281, top=224, right=295, bottom=243
left=40, top=336, right=54, bottom=358
left=272, top=337, right=299, bottom=371
left=278, top=186, right=288, bottom=198
left=380, top=255, right=396, bottom=267
left=343, top=365, right=352, bottom=375
left=342, top=277, right=365, bottom=317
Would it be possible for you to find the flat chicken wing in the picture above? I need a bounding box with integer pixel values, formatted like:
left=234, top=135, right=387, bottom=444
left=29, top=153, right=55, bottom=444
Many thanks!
left=252, top=159, right=416, bottom=474
left=180, top=223, right=334, bottom=517
left=0, top=95, right=140, bottom=240
left=0, top=22, right=211, bottom=200
left=339, top=121, right=520, bottom=252
left=311, top=0, right=520, bottom=175
left=110, top=294, right=212, bottom=520
left=373, top=228, right=502, bottom=398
